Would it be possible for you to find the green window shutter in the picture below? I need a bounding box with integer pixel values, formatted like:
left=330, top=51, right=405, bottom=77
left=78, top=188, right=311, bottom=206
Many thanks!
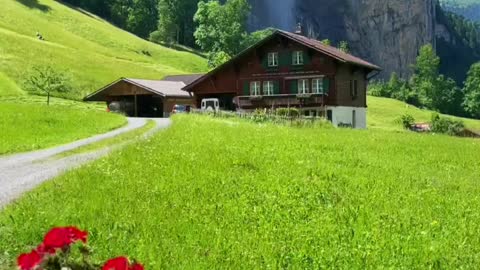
left=323, top=78, right=330, bottom=94
left=262, top=55, right=268, bottom=69
left=304, top=51, right=311, bottom=65
left=243, top=81, right=250, bottom=96
left=280, top=52, right=289, bottom=67
left=273, top=81, right=280, bottom=95
left=290, top=80, right=298, bottom=94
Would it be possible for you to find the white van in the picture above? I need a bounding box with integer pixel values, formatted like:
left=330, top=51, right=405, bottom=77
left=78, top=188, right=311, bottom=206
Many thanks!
left=201, top=98, right=220, bottom=112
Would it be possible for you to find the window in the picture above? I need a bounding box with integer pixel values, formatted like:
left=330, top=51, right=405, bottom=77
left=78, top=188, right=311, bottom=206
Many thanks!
left=292, top=51, right=304, bottom=65
left=263, top=81, right=274, bottom=96
left=350, top=80, right=358, bottom=97
left=268, top=52, right=278, bottom=67
left=298, top=79, right=309, bottom=94
left=312, top=78, right=324, bottom=94
left=250, top=81, right=261, bottom=96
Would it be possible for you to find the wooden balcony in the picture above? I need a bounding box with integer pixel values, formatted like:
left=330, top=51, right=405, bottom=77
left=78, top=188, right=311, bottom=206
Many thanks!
left=236, top=94, right=328, bottom=109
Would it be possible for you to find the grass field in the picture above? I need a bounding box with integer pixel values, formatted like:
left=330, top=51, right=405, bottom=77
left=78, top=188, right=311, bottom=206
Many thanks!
left=1, top=115, right=480, bottom=268
left=368, top=96, right=480, bottom=131
left=0, top=0, right=207, bottom=99
left=0, top=102, right=125, bottom=154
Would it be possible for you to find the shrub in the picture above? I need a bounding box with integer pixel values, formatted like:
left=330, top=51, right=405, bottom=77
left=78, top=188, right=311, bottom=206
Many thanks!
left=275, top=108, right=300, bottom=118
left=398, top=113, right=415, bottom=130
left=431, top=113, right=465, bottom=136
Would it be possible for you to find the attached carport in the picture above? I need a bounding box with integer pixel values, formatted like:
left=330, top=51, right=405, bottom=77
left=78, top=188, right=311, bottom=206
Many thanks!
left=84, top=78, right=195, bottom=117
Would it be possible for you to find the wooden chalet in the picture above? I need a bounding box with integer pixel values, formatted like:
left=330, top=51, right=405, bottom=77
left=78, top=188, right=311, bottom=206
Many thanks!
left=183, top=29, right=381, bottom=128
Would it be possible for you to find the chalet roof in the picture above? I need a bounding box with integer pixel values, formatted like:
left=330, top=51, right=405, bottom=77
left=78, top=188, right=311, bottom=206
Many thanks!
left=163, top=74, right=205, bottom=85
left=83, top=78, right=192, bottom=101
left=183, top=30, right=381, bottom=91
left=277, top=30, right=381, bottom=71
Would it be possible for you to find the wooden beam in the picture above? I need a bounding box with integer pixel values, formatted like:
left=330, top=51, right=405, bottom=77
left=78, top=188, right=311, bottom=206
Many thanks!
left=134, top=92, right=138, bottom=117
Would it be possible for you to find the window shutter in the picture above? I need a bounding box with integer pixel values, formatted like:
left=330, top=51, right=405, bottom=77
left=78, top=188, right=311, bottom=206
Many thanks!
left=280, top=52, right=289, bottom=67
left=262, top=55, right=268, bottom=69
left=304, top=51, right=311, bottom=65
left=273, top=81, right=280, bottom=95
left=243, top=81, right=250, bottom=96
left=323, top=78, right=330, bottom=94
left=290, top=80, right=298, bottom=94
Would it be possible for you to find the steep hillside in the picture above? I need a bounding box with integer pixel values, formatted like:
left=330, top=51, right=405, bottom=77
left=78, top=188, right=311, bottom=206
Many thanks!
left=249, top=0, right=437, bottom=79
left=0, top=0, right=207, bottom=99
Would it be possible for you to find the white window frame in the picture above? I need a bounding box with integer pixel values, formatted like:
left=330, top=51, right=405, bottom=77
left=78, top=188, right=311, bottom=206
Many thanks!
left=298, top=79, right=309, bottom=94
left=312, top=78, right=324, bottom=94
left=250, top=81, right=261, bottom=96
left=263, top=81, right=274, bottom=96
left=292, top=51, right=304, bottom=65
left=268, top=52, right=278, bottom=67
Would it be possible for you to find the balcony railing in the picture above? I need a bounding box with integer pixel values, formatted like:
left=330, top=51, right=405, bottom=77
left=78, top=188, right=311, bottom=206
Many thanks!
left=236, top=93, right=328, bottom=109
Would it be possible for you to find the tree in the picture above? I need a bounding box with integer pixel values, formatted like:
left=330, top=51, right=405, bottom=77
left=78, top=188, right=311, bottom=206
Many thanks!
left=241, top=28, right=275, bottom=50
left=24, top=66, right=72, bottom=105
left=410, top=44, right=441, bottom=108
left=194, top=0, right=250, bottom=67
left=321, top=39, right=331, bottom=46
left=125, top=0, right=159, bottom=38
left=338, top=41, right=349, bottom=53
left=463, top=62, right=480, bottom=118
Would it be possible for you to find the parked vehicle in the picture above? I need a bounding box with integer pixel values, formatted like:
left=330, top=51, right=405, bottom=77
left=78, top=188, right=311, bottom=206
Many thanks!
left=172, top=104, right=188, bottom=114
left=201, top=98, right=220, bottom=112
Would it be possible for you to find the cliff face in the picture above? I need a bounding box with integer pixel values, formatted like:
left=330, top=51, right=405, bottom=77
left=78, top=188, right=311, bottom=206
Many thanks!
left=248, top=0, right=437, bottom=79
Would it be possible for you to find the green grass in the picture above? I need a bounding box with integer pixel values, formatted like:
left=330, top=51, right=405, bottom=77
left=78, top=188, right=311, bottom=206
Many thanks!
left=1, top=115, right=480, bottom=268
left=368, top=96, right=480, bottom=131
left=0, top=102, right=125, bottom=154
left=0, top=0, right=207, bottom=99
left=54, top=119, right=156, bottom=158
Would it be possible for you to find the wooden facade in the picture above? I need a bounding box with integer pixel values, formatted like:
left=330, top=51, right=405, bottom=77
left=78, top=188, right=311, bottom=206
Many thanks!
left=184, top=30, right=381, bottom=121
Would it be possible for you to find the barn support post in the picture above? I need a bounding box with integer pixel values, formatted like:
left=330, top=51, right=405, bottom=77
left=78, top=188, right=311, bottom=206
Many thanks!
left=134, top=93, right=138, bottom=117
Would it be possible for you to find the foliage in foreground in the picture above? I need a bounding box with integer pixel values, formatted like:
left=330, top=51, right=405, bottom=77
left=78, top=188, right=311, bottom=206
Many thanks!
left=0, top=103, right=125, bottom=154
left=1, top=115, right=480, bottom=268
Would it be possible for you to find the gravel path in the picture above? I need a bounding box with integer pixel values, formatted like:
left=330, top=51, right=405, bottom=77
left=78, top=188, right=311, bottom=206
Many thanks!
left=0, top=118, right=171, bottom=208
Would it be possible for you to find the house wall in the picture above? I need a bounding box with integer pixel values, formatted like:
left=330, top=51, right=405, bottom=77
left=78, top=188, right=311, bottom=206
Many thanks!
left=334, top=64, right=367, bottom=107
left=327, top=106, right=367, bottom=129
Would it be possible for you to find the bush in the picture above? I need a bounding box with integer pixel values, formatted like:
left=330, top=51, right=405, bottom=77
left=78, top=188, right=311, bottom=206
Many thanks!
left=398, top=113, right=415, bottom=130
left=275, top=108, right=300, bottom=118
left=431, top=113, right=465, bottom=136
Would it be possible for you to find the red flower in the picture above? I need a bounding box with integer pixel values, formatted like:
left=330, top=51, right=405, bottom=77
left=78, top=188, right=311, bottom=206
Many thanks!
left=17, top=250, right=42, bottom=270
left=102, top=257, right=145, bottom=270
left=42, top=226, right=88, bottom=250
left=102, top=257, right=129, bottom=270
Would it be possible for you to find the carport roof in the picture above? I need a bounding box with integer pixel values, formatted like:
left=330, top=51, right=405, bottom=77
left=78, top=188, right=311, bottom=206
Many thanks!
left=84, top=78, right=193, bottom=101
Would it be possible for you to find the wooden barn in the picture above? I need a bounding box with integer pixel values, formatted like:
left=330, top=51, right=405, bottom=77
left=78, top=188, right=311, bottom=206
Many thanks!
left=84, top=78, right=196, bottom=117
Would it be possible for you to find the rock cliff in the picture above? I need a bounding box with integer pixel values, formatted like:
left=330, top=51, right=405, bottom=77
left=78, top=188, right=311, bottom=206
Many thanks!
left=248, top=0, right=438, bottom=79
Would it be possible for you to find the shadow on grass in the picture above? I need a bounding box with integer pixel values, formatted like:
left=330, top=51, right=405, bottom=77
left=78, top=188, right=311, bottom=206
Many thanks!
left=16, top=0, right=51, bottom=12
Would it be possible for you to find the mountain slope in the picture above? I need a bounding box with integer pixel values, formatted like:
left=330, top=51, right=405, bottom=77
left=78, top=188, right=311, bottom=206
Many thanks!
left=440, top=0, right=480, bottom=21
left=0, top=0, right=207, bottom=99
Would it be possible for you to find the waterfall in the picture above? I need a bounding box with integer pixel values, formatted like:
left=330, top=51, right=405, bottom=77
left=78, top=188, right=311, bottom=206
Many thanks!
left=263, top=0, right=296, bottom=31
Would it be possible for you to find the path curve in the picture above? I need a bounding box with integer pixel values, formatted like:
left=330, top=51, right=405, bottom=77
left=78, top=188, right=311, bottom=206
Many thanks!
left=0, top=118, right=171, bottom=208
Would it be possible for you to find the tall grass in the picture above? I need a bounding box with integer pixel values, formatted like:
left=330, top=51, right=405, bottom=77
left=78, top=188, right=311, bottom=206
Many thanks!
left=1, top=115, right=479, bottom=268
left=0, top=102, right=125, bottom=154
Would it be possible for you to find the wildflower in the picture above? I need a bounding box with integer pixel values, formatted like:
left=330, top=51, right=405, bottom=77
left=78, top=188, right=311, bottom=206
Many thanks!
left=42, top=226, right=88, bottom=250
left=17, top=250, right=42, bottom=270
left=102, top=256, right=145, bottom=270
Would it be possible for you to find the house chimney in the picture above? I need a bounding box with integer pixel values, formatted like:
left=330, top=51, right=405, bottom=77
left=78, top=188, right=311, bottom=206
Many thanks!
left=294, top=22, right=303, bottom=35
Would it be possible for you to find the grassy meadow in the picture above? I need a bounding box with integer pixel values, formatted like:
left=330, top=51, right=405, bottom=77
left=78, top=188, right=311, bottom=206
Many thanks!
left=1, top=115, right=480, bottom=268
left=368, top=96, right=480, bottom=131
left=0, top=102, right=125, bottom=154
left=0, top=0, right=207, bottom=99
